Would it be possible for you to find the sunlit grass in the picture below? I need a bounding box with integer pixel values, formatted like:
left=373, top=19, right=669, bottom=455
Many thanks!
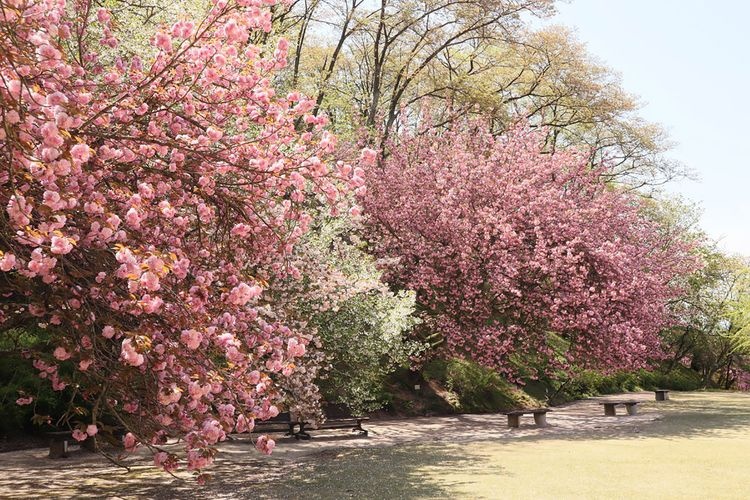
left=261, top=392, right=750, bottom=499
left=422, top=394, right=750, bottom=498
left=2, top=392, right=748, bottom=499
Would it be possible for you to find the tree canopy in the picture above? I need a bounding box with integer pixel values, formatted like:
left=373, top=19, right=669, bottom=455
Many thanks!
left=1, top=0, right=747, bottom=482
left=362, top=121, right=700, bottom=376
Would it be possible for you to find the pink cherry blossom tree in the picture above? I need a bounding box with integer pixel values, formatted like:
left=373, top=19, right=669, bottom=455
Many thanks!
left=362, top=121, right=701, bottom=378
left=0, top=0, right=364, bottom=478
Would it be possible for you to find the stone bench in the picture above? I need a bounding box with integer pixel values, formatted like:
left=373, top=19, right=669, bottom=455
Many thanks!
left=600, top=401, right=640, bottom=416
left=655, top=389, right=670, bottom=401
left=502, top=408, right=550, bottom=428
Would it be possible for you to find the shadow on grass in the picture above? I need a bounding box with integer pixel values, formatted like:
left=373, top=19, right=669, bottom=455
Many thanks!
left=536, top=391, right=750, bottom=444
left=1, top=392, right=747, bottom=498
left=248, top=392, right=750, bottom=499
left=0, top=451, right=288, bottom=499
left=0, top=442, right=496, bottom=499
left=251, top=445, right=501, bottom=500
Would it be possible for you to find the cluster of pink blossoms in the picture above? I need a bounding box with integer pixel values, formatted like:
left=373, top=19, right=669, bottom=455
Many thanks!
left=363, top=122, right=701, bottom=376
left=0, top=0, right=364, bottom=476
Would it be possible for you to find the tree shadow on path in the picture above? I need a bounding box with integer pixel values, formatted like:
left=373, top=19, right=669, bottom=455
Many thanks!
left=1, top=391, right=748, bottom=499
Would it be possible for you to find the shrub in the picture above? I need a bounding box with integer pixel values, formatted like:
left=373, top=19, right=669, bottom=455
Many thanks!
left=423, top=358, right=538, bottom=412
left=639, top=366, right=702, bottom=391
left=0, top=329, right=68, bottom=437
left=274, top=216, right=424, bottom=417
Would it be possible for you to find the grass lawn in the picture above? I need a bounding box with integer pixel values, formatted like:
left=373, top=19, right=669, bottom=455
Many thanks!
left=422, top=392, right=750, bottom=499
left=265, top=392, right=750, bottom=499
left=2, top=391, right=748, bottom=499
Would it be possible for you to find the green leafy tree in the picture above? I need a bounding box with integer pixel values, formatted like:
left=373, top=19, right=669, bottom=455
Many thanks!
left=667, top=248, right=750, bottom=388
left=271, top=215, right=424, bottom=416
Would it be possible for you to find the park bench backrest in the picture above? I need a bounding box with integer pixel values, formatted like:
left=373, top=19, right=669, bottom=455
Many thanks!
left=322, top=403, right=359, bottom=419
left=263, top=411, right=291, bottom=423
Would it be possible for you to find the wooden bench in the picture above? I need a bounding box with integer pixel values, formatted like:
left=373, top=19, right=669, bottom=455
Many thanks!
left=502, top=408, right=550, bottom=428
left=251, top=412, right=298, bottom=437
left=297, top=404, right=369, bottom=439
left=47, top=431, right=97, bottom=459
left=600, top=401, right=640, bottom=416
left=655, top=389, right=670, bottom=401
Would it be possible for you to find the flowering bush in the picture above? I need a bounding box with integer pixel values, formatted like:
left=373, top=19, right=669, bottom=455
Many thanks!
left=271, top=215, right=423, bottom=417
left=0, top=0, right=364, bottom=477
left=363, top=121, right=700, bottom=377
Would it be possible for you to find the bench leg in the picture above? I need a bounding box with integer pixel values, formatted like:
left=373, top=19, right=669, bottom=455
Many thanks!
left=295, top=423, right=312, bottom=440
left=49, top=440, right=68, bottom=459
left=626, top=404, right=638, bottom=416
left=81, top=436, right=98, bottom=452
left=353, top=420, right=368, bottom=436
left=533, top=413, right=548, bottom=427
left=604, top=404, right=616, bottom=416
left=507, top=414, right=520, bottom=428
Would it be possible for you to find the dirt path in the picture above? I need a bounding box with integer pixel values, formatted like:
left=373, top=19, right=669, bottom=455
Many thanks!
left=0, top=391, right=697, bottom=498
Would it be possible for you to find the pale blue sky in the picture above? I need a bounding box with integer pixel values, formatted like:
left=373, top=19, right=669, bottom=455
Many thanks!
left=547, top=0, right=749, bottom=256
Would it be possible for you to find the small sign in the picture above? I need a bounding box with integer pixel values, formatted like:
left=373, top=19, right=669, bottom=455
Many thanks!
left=414, top=384, right=421, bottom=390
